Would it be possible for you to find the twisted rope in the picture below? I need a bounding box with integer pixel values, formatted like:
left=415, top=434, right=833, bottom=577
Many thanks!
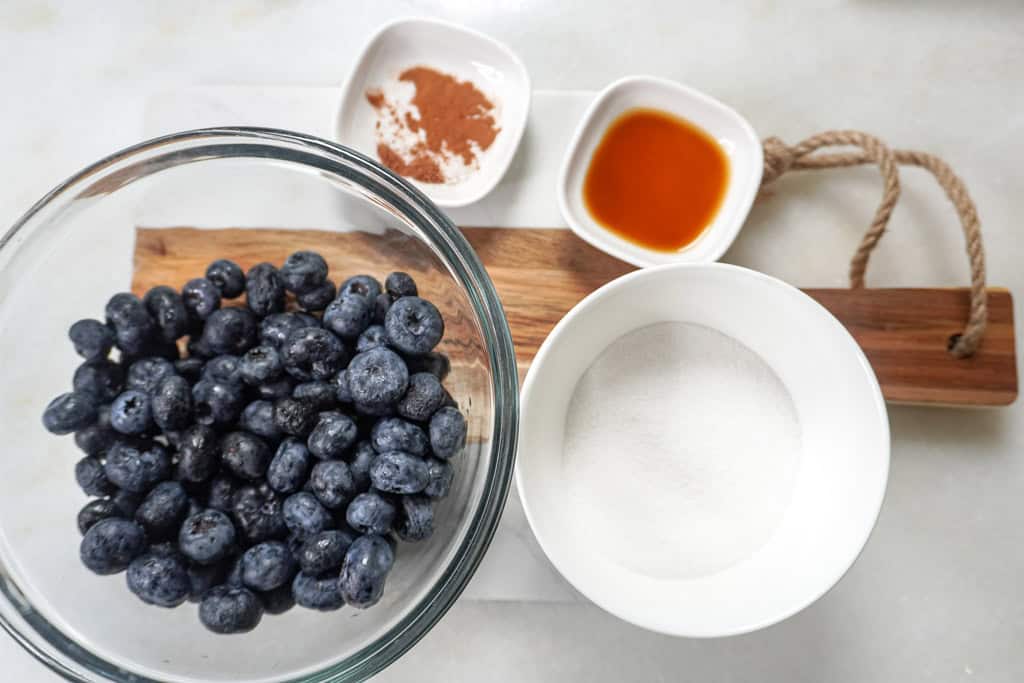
left=761, top=131, right=987, bottom=358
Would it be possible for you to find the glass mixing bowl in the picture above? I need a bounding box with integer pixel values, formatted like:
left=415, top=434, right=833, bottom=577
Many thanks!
left=0, top=128, right=518, bottom=682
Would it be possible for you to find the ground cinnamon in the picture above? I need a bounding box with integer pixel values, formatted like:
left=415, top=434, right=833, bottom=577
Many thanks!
left=376, top=142, right=444, bottom=184
left=365, top=66, right=500, bottom=184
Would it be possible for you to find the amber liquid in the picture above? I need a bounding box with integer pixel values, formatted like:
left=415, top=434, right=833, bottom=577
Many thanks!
left=582, top=108, right=730, bottom=252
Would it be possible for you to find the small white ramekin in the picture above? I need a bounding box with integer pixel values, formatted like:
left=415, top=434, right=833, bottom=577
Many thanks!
left=335, top=17, right=531, bottom=208
left=558, top=76, right=762, bottom=267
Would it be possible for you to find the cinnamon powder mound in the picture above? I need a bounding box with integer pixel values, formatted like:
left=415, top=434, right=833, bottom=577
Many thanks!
left=376, top=142, right=444, bottom=184
left=365, top=66, right=501, bottom=184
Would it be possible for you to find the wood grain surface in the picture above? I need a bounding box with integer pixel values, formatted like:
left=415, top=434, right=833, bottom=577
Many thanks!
left=133, top=227, right=1018, bottom=407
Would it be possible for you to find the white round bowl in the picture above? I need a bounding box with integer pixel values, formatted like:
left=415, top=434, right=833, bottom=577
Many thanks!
left=516, top=263, right=889, bottom=637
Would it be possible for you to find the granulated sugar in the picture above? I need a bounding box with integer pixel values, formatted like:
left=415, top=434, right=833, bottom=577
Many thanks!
left=562, top=322, right=801, bottom=579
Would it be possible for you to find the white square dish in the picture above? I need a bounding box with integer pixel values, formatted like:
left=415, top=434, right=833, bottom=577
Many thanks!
left=558, top=76, right=763, bottom=267
left=335, top=18, right=530, bottom=208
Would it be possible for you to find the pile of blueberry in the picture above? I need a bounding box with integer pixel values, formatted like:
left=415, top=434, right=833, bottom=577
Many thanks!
left=41, top=252, right=467, bottom=634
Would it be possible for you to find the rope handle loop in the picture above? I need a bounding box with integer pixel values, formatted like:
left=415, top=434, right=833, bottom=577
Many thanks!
left=761, top=131, right=986, bottom=358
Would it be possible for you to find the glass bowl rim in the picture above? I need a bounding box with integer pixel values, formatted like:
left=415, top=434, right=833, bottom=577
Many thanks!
left=0, top=126, right=519, bottom=683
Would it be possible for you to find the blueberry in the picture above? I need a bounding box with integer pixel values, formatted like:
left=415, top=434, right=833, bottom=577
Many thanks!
left=69, top=319, right=115, bottom=361
left=349, top=441, right=377, bottom=491
left=396, top=495, right=434, bottom=542
left=273, top=397, right=317, bottom=436
left=199, top=585, right=264, bottom=634
left=74, top=413, right=116, bottom=456
left=187, top=337, right=214, bottom=359
left=105, top=293, right=156, bottom=356
left=286, top=533, right=306, bottom=559
left=385, top=271, right=418, bottom=299
left=123, top=338, right=180, bottom=363
left=187, top=561, right=228, bottom=602
left=231, top=484, right=287, bottom=543
left=240, top=400, right=281, bottom=441
left=345, top=492, right=396, bottom=535
left=221, top=431, right=272, bottom=481
left=241, top=540, right=298, bottom=591
left=259, top=312, right=317, bottom=349
left=79, top=518, right=147, bottom=575
left=282, top=492, right=334, bottom=538
left=225, top=554, right=245, bottom=588
left=143, top=286, right=189, bottom=343
left=199, top=307, right=258, bottom=356
left=281, top=327, right=347, bottom=381
left=430, top=407, right=467, bottom=459
left=162, top=429, right=184, bottom=449
left=307, top=411, right=358, bottom=460
left=355, top=401, right=395, bottom=418
left=309, top=460, right=356, bottom=510
left=125, top=357, right=176, bottom=396
left=346, top=347, right=409, bottom=410
left=395, top=373, right=445, bottom=423
left=267, top=438, right=313, bottom=494
left=148, top=541, right=183, bottom=559
left=186, top=496, right=204, bottom=518
left=338, top=534, right=394, bottom=609
left=239, top=345, right=283, bottom=385
left=280, top=251, right=328, bottom=294
left=73, top=360, right=124, bottom=402
left=246, top=262, right=285, bottom=317
left=323, top=294, right=372, bottom=340
left=373, top=292, right=391, bottom=324
left=296, top=279, right=336, bottom=311
left=135, top=481, right=189, bottom=539
left=192, top=379, right=245, bottom=426
left=174, top=357, right=204, bottom=382
left=77, top=498, right=121, bottom=534
left=369, top=451, right=430, bottom=494
left=371, top=417, right=429, bottom=456
left=424, top=458, right=454, bottom=498
left=202, top=355, right=244, bottom=386
left=292, top=381, right=336, bottom=410
left=406, top=351, right=451, bottom=381
left=333, top=369, right=353, bottom=404
left=292, top=571, right=345, bottom=611
left=42, top=391, right=97, bottom=435
left=109, top=389, right=153, bottom=435
left=179, top=510, right=237, bottom=565
left=75, top=456, right=114, bottom=497
left=257, top=376, right=295, bottom=400
left=296, top=529, right=354, bottom=575
left=338, top=274, right=382, bottom=302
left=356, top=324, right=388, bottom=353
left=206, top=259, right=246, bottom=298
left=104, top=440, right=170, bottom=492
left=207, top=475, right=238, bottom=513
left=175, top=424, right=220, bottom=483
left=152, top=375, right=192, bottom=431
left=385, top=297, right=444, bottom=356
left=126, top=552, right=189, bottom=607
left=182, top=277, right=222, bottom=322
left=259, top=584, right=296, bottom=615
left=111, top=489, right=143, bottom=517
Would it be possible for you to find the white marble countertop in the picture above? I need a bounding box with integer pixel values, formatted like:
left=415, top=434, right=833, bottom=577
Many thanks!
left=2, top=1, right=1024, bottom=681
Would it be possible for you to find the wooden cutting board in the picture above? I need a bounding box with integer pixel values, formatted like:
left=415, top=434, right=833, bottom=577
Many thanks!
left=133, top=227, right=1018, bottom=407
